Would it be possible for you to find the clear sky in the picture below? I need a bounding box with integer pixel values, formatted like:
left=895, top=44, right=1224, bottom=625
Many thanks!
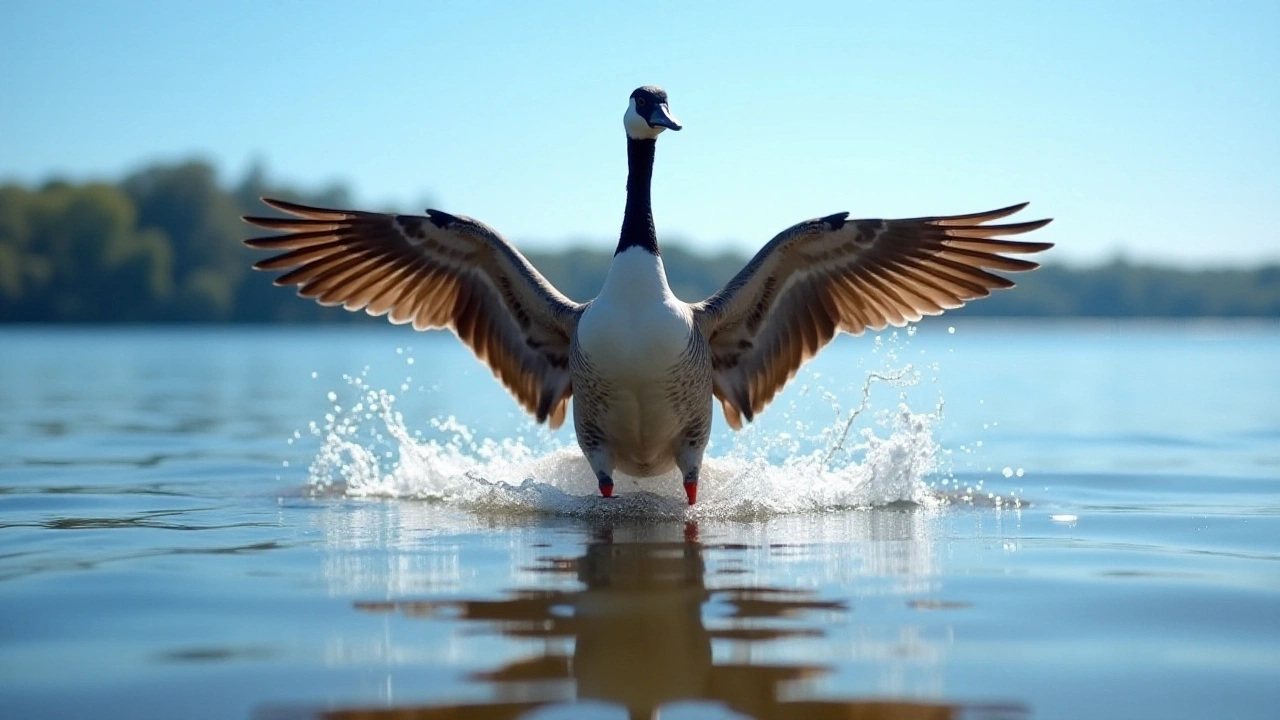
left=2, top=0, right=1277, bottom=266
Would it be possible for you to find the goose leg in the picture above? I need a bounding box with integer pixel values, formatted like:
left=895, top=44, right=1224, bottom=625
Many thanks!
left=584, top=447, right=617, bottom=499
left=675, top=442, right=706, bottom=506
left=681, top=469, right=698, bottom=506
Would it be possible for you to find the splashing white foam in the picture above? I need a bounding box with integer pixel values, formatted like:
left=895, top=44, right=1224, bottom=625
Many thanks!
left=305, top=370, right=942, bottom=521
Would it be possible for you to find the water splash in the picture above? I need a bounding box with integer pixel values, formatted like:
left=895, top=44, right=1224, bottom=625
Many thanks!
left=301, top=331, right=962, bottom=518
left=305, top=364, right=942, bottom=521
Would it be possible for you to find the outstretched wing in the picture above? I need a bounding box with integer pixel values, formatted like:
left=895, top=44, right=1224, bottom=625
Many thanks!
left=692, top=203, right=1053, bottom=429
left=243, top=198, right=582, bottom=428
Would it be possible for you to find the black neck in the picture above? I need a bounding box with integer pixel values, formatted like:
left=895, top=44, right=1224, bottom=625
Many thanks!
left=615, top=138, right=659, bottom=256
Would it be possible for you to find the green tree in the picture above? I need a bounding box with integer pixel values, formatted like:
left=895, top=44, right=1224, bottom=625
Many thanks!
left=2, top=158, right=1279, bottom=323
left=0, top=181, right=170, bottom=321
left=123, top=160, right=242, bottom=319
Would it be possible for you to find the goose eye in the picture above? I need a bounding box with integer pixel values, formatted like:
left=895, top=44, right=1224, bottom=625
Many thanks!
left=636, top=97, right=646, bottom=107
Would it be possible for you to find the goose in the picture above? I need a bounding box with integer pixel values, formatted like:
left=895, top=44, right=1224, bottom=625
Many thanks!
left=243, top=85, right=1053, bottom=506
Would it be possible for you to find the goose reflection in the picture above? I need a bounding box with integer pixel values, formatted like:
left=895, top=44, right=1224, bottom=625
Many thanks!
left=303, top=521, right=1023, bottom=720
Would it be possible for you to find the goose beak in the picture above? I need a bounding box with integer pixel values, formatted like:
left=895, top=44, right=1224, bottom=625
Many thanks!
left=649, top=103, right=682, bottom=131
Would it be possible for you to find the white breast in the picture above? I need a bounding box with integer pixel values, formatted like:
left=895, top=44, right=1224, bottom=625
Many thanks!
left=577, top=248, right=692, bottom=377
left=574, top=248, right=701, bottom=473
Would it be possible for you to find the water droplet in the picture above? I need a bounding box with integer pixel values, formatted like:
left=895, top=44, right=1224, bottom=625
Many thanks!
left=1002, top=467, right=1014, bottom=478
left=947, top=326, right=955, bottom=334
left=327, top=391, right=338, bottom=402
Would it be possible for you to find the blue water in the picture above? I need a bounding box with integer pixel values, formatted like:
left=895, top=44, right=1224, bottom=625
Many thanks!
left=1, top=322, right=1278, bottom=719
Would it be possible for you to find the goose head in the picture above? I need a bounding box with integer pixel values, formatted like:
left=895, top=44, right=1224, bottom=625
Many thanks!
left=623, top=86, right=682, bottom=140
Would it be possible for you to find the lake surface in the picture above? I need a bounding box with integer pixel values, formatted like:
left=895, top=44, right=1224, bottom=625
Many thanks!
left=1, top=322, right=1278, bottom=720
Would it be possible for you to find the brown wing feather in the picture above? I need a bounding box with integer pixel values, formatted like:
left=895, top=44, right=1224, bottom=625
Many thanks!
left=693, top=203, right=1053, bottom=429
left=243, top=198, right=581, bottom=428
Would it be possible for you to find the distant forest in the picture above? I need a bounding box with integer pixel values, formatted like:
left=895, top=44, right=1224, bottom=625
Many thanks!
left=2, top=159, right=1279, bottom=323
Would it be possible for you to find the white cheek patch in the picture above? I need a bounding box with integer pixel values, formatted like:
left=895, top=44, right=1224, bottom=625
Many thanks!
left=623, top=98, right=665, bottom=140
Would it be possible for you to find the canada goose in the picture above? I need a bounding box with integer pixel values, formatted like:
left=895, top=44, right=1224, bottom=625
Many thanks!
left=244, top=85, right=1052, bottom=506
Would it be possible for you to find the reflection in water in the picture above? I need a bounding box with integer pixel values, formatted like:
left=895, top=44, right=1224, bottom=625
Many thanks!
left=276, top=516, right=1024, bottom=720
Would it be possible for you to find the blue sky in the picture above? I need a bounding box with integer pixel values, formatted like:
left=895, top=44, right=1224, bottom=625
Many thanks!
left=2, top=0, right=1277, bottom=266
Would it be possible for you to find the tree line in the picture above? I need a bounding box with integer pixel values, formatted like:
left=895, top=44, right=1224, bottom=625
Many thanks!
left=2, top=159, right=1278, bottom=322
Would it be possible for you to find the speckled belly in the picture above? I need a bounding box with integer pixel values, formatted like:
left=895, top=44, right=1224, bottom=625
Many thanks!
left=570, top=341, right=713, bottom=478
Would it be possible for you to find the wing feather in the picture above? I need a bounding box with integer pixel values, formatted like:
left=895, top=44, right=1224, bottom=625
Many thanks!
left=694, top=204, right=1052, bottom=426
left=365, top=263, right=422, bottom=317
left=345, top=259, right=412, bottom=311
left=919, top=202, right=1029, bottom=226
left=244, top=198, right=581, bottom=428
left=865, top=258, right=945, bottom=313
